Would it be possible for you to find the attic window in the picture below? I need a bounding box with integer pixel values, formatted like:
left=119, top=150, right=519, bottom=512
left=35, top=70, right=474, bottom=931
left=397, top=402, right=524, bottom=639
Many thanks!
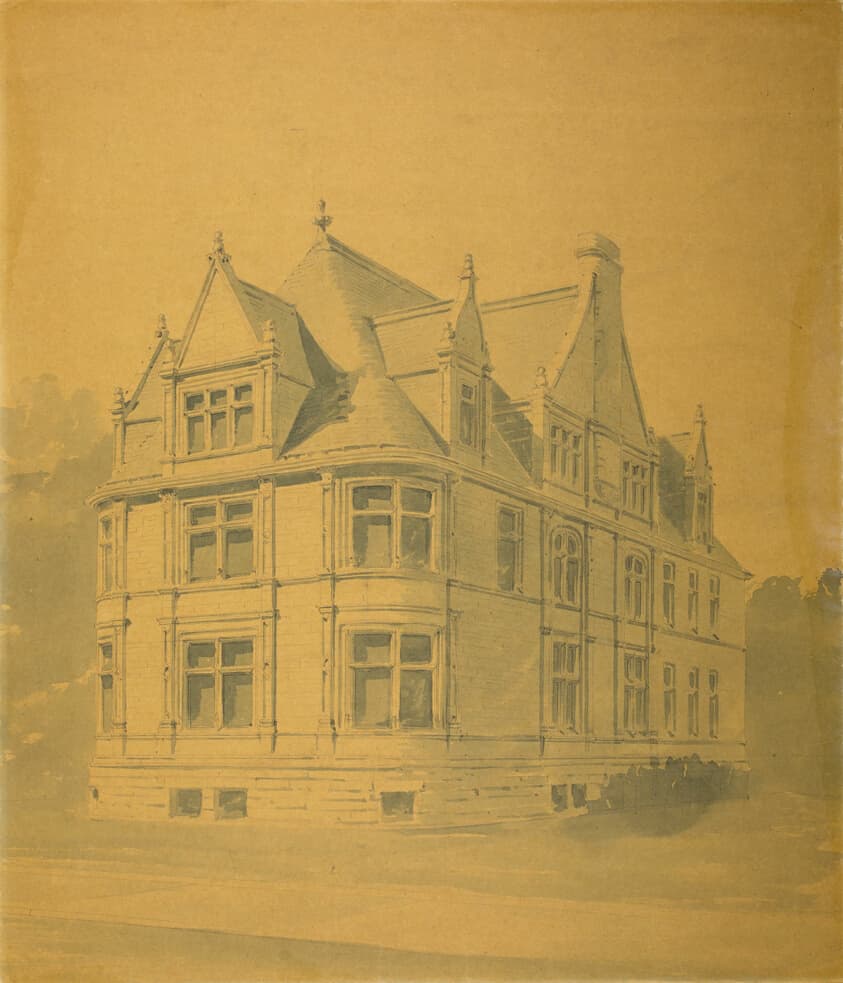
left=696, top=490, right=710, bottom=545
left=184, top=383, right=254, bottom=455
left=549, top=425, right=582, bottom=487
left=622, top=459, right=648, bottom=516
left=459, top=384, right=478, bottom=448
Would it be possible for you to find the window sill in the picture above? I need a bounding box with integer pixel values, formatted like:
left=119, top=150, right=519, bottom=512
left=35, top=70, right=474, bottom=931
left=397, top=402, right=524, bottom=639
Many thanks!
left=179, top=576, right=261, bottom=592
left=176, top=443, right=268, bottom=464
left=337, top=567, right=441, bottom=579
left=552, top=601, right=582, bottom=613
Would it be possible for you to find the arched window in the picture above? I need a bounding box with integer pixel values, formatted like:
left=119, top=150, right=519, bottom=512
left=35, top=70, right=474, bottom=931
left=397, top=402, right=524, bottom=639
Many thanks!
left=551, top=529, right=581, bottom=605
left=624, top=553, right=648, bottom=622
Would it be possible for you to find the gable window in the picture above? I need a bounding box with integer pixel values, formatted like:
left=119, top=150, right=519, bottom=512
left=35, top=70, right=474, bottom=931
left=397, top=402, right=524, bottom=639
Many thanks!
left=709, top=576, right=721, bottom=632
left=624, top=553, right=648, bottom=622
left=662, top=561, right=676, bottom=626
left=663, top=663, right=676, bottom=735
left=623, top=652, right=648, bottom=735
left=99, top=515, right=115, bottom=593
left=708, top=670, right=719, bottom=738
left=688, top=569, right=699, bottom=632
left=549, top=425, right=582, bottom=487
left=551, top=641, right=580, bottom=732
left=99, top=642, right=114, bottom=734
left=184, top=638, right=254, bottom=730
left=459, top=384, right=478, bottom=448
left=350, top=482, right=434, bottom=570
left=622, top=460, right=648, bottom=516
left=349, top=629, right=438, bottom=730
left=184, top=382, right=254, bottom=455
left=496, top=506, right=523, bottom=592
left=551, top=529, right=582, bottom=605
left=696, top=489, right=710, bottom=545
left=186, top=498, right=254, bottom=582
left=688, top=667, right=700, bottom=736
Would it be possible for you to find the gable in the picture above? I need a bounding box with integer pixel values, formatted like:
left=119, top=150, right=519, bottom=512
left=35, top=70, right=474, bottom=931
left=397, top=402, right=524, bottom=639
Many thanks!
left=179, top=267, right=260, bottom=370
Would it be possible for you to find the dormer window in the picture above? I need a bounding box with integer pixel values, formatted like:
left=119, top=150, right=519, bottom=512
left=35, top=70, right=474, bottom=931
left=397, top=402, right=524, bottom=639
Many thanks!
left=185, top=382, right=254, bottom=455
left=622, top=459, right=648, bottom=516
left=696, top=489, right=710, bottom=545
left=549, top=424, right=582, bottom=487
left=459, top=384, right=478, bottom=448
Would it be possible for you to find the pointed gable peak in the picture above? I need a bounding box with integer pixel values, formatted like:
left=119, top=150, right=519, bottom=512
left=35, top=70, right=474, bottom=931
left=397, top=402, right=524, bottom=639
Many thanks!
left=209, top=229, right=231, bottom=265
left=686, top=403, right=711, bottom=475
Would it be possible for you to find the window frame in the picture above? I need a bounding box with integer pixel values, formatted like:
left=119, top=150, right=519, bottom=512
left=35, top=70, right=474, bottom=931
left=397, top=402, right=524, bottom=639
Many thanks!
left=496, top=504, right=524, bottom=593
left=708, top=669, right=720, bottom=738
left=550, top=528, right=582, bottom=607
left=688, top=666, right=700, bottom=737
left=662, top=662, right=676, bottom=736
left=622, top=458, right=649, bottom=516
left=182, top=379, right=256, bottom=456
left=98, top=512, right=116, bottom=594
left=624, top=552, right=648, bottom=623
left=183, top=493, right=257, bottom=584
left=181, top=635, right=256, bottom=732
left=623, top=651, right=649, bottom=736
left=709, top=575, right=721, bottom=633
left=343, top=626, right=441, bottom=732
left=548, top=421, right=583, bottom=488
left=97, top=640, right=115, bottom=735
left=662, top=561, right=676, bottom=627
left=688, top=568, right=700, bottom=632
left=550, top=639, right=581, bottom=733
left=345, top=479, right=438, bottom=572
left=458, top=382, right=478, bottom=449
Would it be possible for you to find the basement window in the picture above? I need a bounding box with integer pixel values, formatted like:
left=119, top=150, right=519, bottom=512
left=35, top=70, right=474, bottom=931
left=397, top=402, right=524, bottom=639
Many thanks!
left=170, top=788, right=202, bottom=818
left=215, top=789, right=247, bottom=820
left=381, top=790, right=415, bottom=818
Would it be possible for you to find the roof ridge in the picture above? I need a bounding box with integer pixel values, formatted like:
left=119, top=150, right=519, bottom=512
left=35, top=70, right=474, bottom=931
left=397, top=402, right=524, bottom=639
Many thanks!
left=237, top=278, right=298, bottom=312
left=321, top=234, right=439, bottom=302
left=481, top=284, right=579, bottom=313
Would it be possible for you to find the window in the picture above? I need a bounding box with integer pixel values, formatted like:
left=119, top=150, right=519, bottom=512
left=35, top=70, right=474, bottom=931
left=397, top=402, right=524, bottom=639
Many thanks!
left=623, top=652, right=648, bottom=735
left=696, top=489, right=710, bottom=545
left=496, top=506, right=523, bottom=592
left=215, top=789, right=247, bottom=819
left=459, top=384, right=477, bottom=448
left=709, top=576, right=721, bottom=632
left=551, top=641, right=580, bottom=731
left=170, top=789, right=202, bottom=818
left=99, top=515, right=115, bottom=593
left=663, top=663, right=676, bottom=735
left=551, top=530, right=581, bottom=605
left=186, top=498, right=254, bottom=582
left=624, top=553, right=648, bottom=622
left=184, top=638, right=254, bottom=729
left=662, top=562, right=676, bottom=626
left=99, top=642, right=114, bottom=734
left=622, top=460, right=649, bottom=515
left=184, top=382, right=254, bottom=454
left=688, top=569, right=699, bottom=631
left=350, top=482, right=434, bottom=570
left=549, top=425, right=583, bottom=486
left=350, top=629, right=438, bottom=730
left=688, top=667, right=700, bottom=736
left=708, top=670, right=719, bottom=738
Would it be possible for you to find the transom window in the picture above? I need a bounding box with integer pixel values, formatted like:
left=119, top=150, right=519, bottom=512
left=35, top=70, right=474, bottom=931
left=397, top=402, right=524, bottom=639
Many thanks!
left=184, top=638, right=254, bottom=730
left=663, top=663, right=676, bottom=735
left=496, top=506, right=523, bottom=592
left=549, top=425, right=582, bottom=486
left=708, top=670, right=719, bottom=738
left=186, top=498, right=254, bottom=582
left=662, top=561, right=676, bottom=626
left=459, top=384, right=478, bottom=448
left=185, top=382, right=254, bottom=455
left=551, top=529, right=581, bottom=606
left=99, top=515, right=115, bottom=593
left=99, top=642, right=114, bottom=734
left=349, top=630, right=438, bottom=730
left=709, top=576, right=721, bottom=632
left=688, top=569, right=700, bottom=631
left=622, top=459, right=649, bottom=515
left=350, top=482, right=434, bottom=570
left=623, top=652, right=648, bottom=735
left=688, top=667, right=700, bottom=736
left=624, top=553, right=648, bottom=622
left=551, top=641, right=580, bottom=732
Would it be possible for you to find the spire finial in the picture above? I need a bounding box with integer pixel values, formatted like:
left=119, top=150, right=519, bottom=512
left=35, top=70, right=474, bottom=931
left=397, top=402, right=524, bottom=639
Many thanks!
left=695, top=403, right=705, bottom=424
left=314, top=199, right=333, bottom=234
left=156, top=313, right=168, bottom=339
left=210, top=230, right=230, bottom=262
left=462, top=253, right=475, bottom=278
left=112, top=386, right=125, bottom=412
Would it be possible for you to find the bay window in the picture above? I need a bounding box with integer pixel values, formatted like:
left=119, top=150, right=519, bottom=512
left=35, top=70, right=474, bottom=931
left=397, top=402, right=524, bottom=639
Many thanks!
left=350, top=482, right=435, bottom=570
left=184, top=638, right=254, bottom=730
left=186, top=498, right=254, bottom=582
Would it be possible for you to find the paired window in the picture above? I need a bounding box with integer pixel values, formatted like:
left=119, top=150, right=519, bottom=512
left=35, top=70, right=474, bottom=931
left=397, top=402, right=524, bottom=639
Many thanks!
left=708, top=670, right=719, bottom=738
left=549, top=425, right=582, bottom=487
left=187, top=498, right=254, bottom=582
left=688, top=667, right=700, bottom=736
left=688, top=569, right=699, bottom=631
left=624, top=554, right=648, bottom=622
left=623, top=652, right=648, bottom=735
left=350, top=483, right=434, bottom=570
left=551, top=642, right=580, bottom=732
left=185, top=383, right=254, bottom=455
left=349, top=630, right=437, bottom=730
left=184, top=638, right=254, bottom=730
left=663, top=663, right=676, bottom=735
left=662, top=561, right=676, bottom=626
left=497, top=506, right=523, bottom=592
left=622, top=460, right=649, bottom=516
left=709, top=576, right=721, bottom=632
left=99, top=642, right=114, bottom=734
left=459, top=384, right=478, bottom=448
left=99, top=515, right=115, bottom=593
left=551, top=530, right=581, bottom=606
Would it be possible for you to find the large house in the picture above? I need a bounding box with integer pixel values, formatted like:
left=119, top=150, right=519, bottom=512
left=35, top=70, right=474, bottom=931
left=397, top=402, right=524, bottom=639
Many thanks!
left=89, top=207, right=748, bottom=824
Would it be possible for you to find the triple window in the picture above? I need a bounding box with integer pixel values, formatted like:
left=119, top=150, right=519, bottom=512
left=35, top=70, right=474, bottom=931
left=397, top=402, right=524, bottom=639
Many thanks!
left=551, top=641, right=580, bottom=732
left=349, top=630, right=438, bottom=730
left=551, top=529, right=581, bottom=606
left=184, top=638, right=254, bottom=730
left=185, top=383, right=254, bottom=455
left=350, top=483, right=434, bottom=570
left=549, top=425, right=582, bottom=487
left=187, top=498, right=254, bottom=582
left=622, top=459, right=649, bottom=516
left=623, top=652, right=648, bottom=735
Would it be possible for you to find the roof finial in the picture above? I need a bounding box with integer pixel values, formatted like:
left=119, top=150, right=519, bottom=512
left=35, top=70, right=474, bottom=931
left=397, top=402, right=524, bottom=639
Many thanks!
left=211, top=230, right=230, bottom=262
left=695, top=403, right=705, bottom=424
left=534, top=365, right=548, bottom=390
left=156, top=313, right=168, bottom=339
left=461, top=253, right=475, bottom=278
left=314, top=199, right=333, bottom=234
